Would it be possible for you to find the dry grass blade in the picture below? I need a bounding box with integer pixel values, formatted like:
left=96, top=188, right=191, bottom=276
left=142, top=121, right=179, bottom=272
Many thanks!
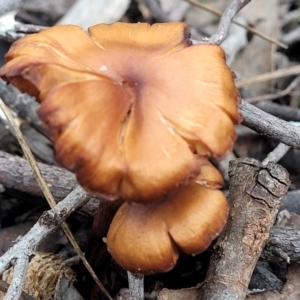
left=185, top=0, right=287, bottom=49
left=236, top=64, right=300, bottom=88
left=245, top=75, right=300, bottom=103
left=0, top=98, right=113, bottom=300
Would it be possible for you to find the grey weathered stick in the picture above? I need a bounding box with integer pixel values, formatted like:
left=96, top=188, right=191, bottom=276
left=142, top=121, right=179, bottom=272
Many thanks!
left=187, top=0, right=286, bottom=48
left=240, top=100, right=300, bottom=148
left=0, top=280, right=35, bottom=300
left=245, top=75, right=300, bottom=104
left=262, top=143, right=291, bottom=165
left=256, top=101, right=300, bottom=122
left=156, top=225, right=300, bottom=299
left=5, top=256, right=30, bottom=300
left=280, top=190, right=300, bottom=214
left=195, top=0, right=251, bottom=45
left=0, top=150, right=99, bottom=216
left=127, top=272, right=144, bottom=300
left=0, top=186, right=90, bottom=300
left=14, top=23, right=48, bottom=34
left=199, top=158, right=290, bottom=300
left=261, top=226, right=300, bottom=263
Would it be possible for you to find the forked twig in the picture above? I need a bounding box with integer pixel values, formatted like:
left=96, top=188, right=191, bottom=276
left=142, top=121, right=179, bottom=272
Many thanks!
left=188, top=0, right=287, bottom=48
left=199, top=0, right=251, bottom=45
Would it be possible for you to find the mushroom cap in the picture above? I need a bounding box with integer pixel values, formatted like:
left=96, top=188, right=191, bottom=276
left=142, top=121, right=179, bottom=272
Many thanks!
left=0, top=22, right=239, bottom=202
left=107, top=162, right=228, bottom=274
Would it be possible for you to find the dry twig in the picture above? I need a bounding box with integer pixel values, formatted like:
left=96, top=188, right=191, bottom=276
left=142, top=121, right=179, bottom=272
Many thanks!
left=0, top=186, right=90, bottom=300
left=236, top=65, right=300, bottom=89
left=262, top=143, right=291, bottom=165
left=0, top=280, right=35, bottom=300
left=256, top=101, right=300, bottom=122
left=245, top=76, right=300, bottom=103
left=0, top=150, right=99, bottom=216
left=200, top=158, right=290, bottom=299
left=262, top=227, right=300, bottom=263
left=197, top=0, right=251, bottom=45
left=14, top=23, right=48, bottom=34
left=240, top=100, right=300, bottom=148
left=187, top=0, right=287, bottom=48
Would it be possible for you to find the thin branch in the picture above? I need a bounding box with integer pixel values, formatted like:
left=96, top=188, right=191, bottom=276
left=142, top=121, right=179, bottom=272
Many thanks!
left=255, top=101, right=300, bottom=122
left=236, top=64, right=300, bottom=89
left=187, top=0, right=287, bottom=48
left=245, top=75, right=300, bottom=103
left=206, top=0, right=252, bottom=45
left=5, top=256, right=30, bottom=300
left=262, top=143, right=291, bottom=165
left=240, top=100, right=300, bottom=148
left=262, top=227, right=300, bottom=263
left=262, top=122, right=300, bottom=165
left=0, top=280, right=35, bottom=300
left=0, top=15, right=47, bottom=42
left=14, top=23, right=48, bottom=34
left=0, top=150, right=99, bottom=216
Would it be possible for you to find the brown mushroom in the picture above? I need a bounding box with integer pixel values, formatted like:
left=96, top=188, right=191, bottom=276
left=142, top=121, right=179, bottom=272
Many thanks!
left=0, top=22, right=239, bottom=277
left=107, top=159, right=228, bottom=274
left=0, top=22, right=239, bottom=203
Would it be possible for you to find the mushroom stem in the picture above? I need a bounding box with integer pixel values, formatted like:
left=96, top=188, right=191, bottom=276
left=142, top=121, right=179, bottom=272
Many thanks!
left=127, top=271, right=144, bottom=300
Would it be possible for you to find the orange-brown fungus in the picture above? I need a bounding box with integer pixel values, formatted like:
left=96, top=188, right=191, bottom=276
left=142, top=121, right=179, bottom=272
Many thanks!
left=0, top=22, right=239, bottom=202
left=0, top=22, right=239, bottom=274
left=107, top=163, right=229, bottom=274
